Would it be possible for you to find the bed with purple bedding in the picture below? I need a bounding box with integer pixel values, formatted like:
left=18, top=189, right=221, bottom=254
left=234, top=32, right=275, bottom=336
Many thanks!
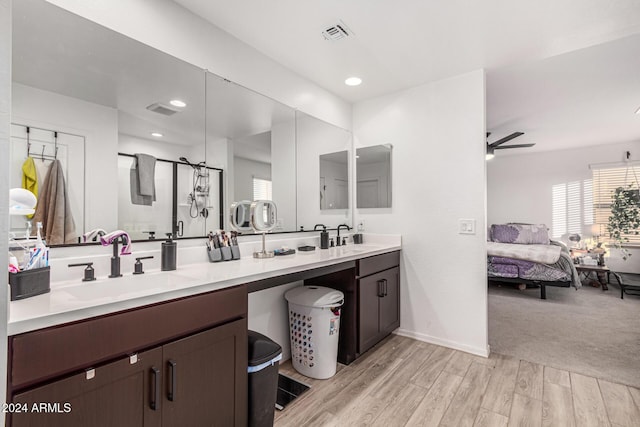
left=487, top=224, right=580, bottom=299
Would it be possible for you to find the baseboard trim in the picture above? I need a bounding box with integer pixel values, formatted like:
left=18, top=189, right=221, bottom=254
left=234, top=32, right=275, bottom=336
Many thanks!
left=394, top=329, right=489, bottom=358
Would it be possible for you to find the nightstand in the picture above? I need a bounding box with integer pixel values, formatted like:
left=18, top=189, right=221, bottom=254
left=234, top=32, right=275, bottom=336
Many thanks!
left=575, top=264, right=610, bottom=290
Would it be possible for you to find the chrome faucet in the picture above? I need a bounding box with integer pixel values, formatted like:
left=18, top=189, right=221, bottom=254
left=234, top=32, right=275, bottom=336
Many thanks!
left=336, top=224, right=351, bottom=246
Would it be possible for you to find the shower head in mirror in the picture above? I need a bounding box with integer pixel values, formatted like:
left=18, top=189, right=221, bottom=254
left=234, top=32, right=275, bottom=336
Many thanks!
left=179, top=156, right=205, bottom=170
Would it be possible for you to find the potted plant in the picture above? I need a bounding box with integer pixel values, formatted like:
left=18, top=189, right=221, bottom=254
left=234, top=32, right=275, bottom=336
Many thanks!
left=607, top=184, right=640, bottom=260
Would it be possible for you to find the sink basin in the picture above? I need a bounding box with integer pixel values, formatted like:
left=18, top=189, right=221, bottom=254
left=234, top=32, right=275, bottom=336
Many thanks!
left=54, top=271, right=199, bottom=302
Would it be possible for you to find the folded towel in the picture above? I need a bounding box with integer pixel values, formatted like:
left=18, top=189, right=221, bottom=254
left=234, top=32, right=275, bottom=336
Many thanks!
left=100, top=230, right=132, bottom=255
left=32, top=159, right=76, bottom=244
left=135, top=153, right=156, bottom=197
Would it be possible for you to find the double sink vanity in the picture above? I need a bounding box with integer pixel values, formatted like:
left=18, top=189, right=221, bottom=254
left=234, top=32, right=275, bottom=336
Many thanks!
left=7, top=2, right=400, bottom=425
left=6, top=234, right=401, bottom=426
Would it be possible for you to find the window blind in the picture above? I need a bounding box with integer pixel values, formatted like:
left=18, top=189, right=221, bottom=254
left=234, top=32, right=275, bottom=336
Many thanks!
left=592, top=163, right=640, bottom=245
left=252, top=177, right=272, bottom=201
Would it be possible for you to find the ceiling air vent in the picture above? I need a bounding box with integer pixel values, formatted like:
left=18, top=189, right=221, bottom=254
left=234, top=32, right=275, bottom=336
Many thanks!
left=146, top=102, right=180, bottom=116
left=322, top=20, right=352, bottom=41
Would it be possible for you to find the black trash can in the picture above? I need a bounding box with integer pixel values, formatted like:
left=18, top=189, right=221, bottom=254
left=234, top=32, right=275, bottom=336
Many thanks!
left=248, top=330, right=282, bottom=427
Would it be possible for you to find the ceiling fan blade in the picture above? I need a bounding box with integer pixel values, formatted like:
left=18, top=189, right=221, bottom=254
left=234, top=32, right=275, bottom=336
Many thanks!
left=494, top=143, right=536, bottom=150
left=488, top=132, right=524, bottom=148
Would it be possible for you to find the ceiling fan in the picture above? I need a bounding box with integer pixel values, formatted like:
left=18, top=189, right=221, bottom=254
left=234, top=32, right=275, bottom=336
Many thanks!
left=486, top=132, right=535, bottom=159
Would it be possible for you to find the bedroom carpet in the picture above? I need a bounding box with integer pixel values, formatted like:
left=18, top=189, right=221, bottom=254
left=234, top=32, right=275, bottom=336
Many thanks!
left=489, top=280, right=640, bottom=388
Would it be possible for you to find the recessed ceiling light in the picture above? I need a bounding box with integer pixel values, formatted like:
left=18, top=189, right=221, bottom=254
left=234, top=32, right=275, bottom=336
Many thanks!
left=170, top=99, right=187, bottom=108
left=151, top=132, right=163, bottom=138
left=345, top=77, right=362, bottom=86
left=635, top=106, right=640, bottom=115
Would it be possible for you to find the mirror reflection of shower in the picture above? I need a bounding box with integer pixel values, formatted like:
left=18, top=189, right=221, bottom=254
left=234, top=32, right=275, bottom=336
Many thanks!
left=179, top=157, right=210, bottom=218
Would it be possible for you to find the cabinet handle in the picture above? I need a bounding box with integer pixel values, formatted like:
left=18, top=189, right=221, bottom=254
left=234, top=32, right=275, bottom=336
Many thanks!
left=150, top=367, right=160, bottom=410
left=377, top=280, right=385, bottom=297
left=168, top=359, right=177, bottom=402
left=384, top=279, right=388, bottom=297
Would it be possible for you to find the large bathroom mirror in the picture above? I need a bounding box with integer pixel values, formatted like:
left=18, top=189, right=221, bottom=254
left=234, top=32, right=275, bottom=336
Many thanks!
left=356, top=144, right=393, bottom=208
left=296, top=112, right=353, bottom=230
left=10, top=0, right=352, bottom=244
left=205, top=73, right=297, bottom=233
left=10, top=0, right=213, bottom=244
left=319, top=151, right=349, bottom=210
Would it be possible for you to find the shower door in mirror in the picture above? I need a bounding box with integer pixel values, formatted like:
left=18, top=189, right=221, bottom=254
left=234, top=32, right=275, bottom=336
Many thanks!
left=356, top=144, right=392, bottom=208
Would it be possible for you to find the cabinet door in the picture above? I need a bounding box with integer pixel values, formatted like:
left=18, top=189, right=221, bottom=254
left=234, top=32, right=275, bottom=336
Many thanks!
left=161, top=318, right=247, bottom=427
left=358, top=272, right=384, bottom=354
left=11, top=347, right=163, bottom=427
left=379, top=267, right=400, bottom=335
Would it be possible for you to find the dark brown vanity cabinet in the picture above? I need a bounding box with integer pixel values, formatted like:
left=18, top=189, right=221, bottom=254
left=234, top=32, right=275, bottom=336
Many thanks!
left=8, top=285, right=248, bottom=427
left=305, top=250, right=400, bottom=364
left=161, top=320, right=246, bottom=427
left=12, top=347, right=164, bottom=427
left=358, top=266, right=400, bottom=354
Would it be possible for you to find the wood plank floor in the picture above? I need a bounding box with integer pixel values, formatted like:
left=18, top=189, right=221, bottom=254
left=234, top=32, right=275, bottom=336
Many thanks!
left=274, top=335, right=640, bottom=426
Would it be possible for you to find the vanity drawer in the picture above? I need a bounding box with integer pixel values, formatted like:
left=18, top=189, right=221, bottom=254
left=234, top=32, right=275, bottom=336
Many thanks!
left=10, top=284, right=247, bottom=390
left=357, top=251, right=400, bottom=278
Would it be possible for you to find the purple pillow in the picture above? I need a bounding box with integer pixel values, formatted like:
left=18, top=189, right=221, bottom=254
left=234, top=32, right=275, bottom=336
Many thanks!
left=490, top=224, right=550, bottom=245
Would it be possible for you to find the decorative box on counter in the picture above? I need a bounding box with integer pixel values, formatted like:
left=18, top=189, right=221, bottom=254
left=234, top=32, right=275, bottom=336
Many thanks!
left=8, top=266, right=51, bottom=301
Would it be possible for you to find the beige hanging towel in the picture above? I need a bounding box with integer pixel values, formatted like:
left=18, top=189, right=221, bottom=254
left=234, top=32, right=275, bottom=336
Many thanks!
left=32, top=159, right=76, bottom=244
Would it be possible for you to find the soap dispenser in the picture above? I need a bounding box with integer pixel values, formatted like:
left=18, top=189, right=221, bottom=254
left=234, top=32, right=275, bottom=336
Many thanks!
left=320, top=226, right=329, bottom=249
left=161, top=233, right=177, bottom=271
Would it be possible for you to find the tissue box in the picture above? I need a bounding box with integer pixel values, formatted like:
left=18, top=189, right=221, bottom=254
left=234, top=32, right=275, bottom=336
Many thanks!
left=8, top=266, right=50, bottom=301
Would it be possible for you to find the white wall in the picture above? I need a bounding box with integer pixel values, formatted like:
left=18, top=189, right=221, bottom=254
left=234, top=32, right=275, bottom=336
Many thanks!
left=248, top=282, right=302, bottom=360
left=0, top=0, right=10, bottom=413
left=45, top=0, right=351, bottom=130
left=271, top=119, right=297, bottom=232
left=119, top=133, right=203, bottom=163
left=488, top=141, right=640, bottom=273
left=353, top=70, right=488, bottom=356
left=234, top=157, right=271, bottom=201
left=12, top=83, right=118, bottom=231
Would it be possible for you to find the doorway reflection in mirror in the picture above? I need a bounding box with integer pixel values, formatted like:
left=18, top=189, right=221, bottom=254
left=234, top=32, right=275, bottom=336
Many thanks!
left=356, top=144, right=392, bottom=208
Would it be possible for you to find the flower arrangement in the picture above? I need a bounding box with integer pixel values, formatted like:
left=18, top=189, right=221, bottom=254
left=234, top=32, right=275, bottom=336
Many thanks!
left=607, top=184, right=640, bottom=261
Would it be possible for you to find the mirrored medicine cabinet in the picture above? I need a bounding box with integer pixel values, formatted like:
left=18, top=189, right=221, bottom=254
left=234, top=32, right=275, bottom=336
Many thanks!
left=356, top=144, right=393, bottom=208
left=9, top=0, right=353, bottom=247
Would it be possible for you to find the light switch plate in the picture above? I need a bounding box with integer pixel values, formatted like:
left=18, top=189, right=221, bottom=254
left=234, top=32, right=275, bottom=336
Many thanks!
left=459, top=219, right=476, bottom=234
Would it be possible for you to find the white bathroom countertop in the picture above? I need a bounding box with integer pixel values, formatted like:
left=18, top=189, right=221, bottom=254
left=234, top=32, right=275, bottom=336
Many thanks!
left=8, top=234, right=401, bottom=336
